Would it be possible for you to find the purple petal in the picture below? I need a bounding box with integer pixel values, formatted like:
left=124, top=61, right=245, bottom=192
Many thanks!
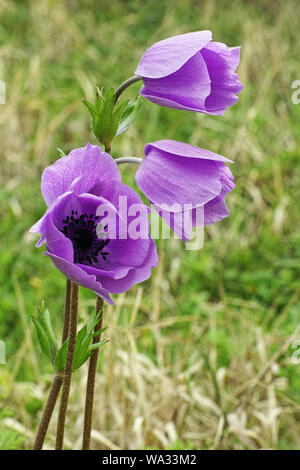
left=136, top=140, right=232, bottom=209
left=201, top=42, right=243, bottom=113
left=140, top=52, right=210, bottom=111
left=203, top=198, right=230, bottom=225
left=45, top=252, right=113, bottom=304
left=41, top=143, right=121, bottom=206
left=136, top=140, right=235, bottom=240
left=78, top=264, right=131, bottom=280
left=98, top=181, right=153, bottom=268
left=31, top=190, right=118, bottom=261
left=32, top=142, right=158, bottom=301
left=37, top=186, right=154, bottom=274
left=203, top=164, right=235, bottom=224
left=147, top=140, right=233, bottom=163
left=150, top=202, right=193, bottom=241
left=30, top=204, right=74, bottom=261
left=139, top=90, right=225, bottom=114
left=136, top=31, right=212, bottom=78
left=50, top=191, right=118, bottom=232
left=97, top=238, right=158, bottom=294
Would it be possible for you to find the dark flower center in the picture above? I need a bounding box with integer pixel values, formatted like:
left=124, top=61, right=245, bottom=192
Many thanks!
left=61, top=210, right=109, bottom=265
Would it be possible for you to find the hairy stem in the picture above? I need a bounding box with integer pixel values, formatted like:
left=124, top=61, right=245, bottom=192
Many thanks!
left=115, top=157, right=142, bottom=165
left=62, top=279, right=72, bottom=343
left=115, top=75, right=142, bottom=102
left=33, top=374, right=63, bottom=450
left=82, top=296, right=104, bottom=450
left=55, top=283, right=79, bottom=450
left=33, top=279, right=72, bottom=450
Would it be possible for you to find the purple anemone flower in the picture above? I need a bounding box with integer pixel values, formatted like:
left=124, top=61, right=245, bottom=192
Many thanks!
left=135, top=31, right=243, bottom=115
left=135, top=140, right=235, bottom=241
left=30, top=144, right=158, bottom=304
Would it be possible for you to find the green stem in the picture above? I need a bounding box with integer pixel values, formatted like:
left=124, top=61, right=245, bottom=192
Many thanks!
left=33, top=279, right=72, bottom=450
left=55, top=283, right=79, bottom=450
left=82, top=296, right=104, bottom=450
left=114, top=75, right=142, bottom=102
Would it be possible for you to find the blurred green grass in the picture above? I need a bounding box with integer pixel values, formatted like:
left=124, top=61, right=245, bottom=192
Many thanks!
left=0, top=0, right=300, bottom=450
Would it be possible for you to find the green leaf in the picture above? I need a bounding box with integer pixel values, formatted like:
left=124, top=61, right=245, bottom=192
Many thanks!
left=72, top=326, right=90, bottom=370
left=89, top=339, right=108, bottom=351
left=32, top=303, right=58, bottom=367
left=56, top=147, right=65, bottom=157
left=32, top=317, right=51, bottom=361
left=55, top=339, right=68, bottom=372
left=116, top=95, right=142, bottom=137
left=111, top=100, right=129, bottom=138
left=43, top=307, right=58, bottom=348
left=54, top=310, right=107, bottom=372
left=92, top=327, right=107, bottom=338
left=83, top=87, right=141, bottom=149
left=96, top=92, right=104, bottom=115
left=83, top=100, right=100, bottom=141
left=82, top=100, right=97, bottom=119
left=100, top=88, right=116, bottom=140
left=86, top=310, right=101, bottom=335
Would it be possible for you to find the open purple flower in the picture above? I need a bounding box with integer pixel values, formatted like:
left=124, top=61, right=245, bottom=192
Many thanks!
left=30, top=144, right=158, bottom=304
left=135, top=31, right=243, bottom=115
left=135, top=140, right=235, bottom=241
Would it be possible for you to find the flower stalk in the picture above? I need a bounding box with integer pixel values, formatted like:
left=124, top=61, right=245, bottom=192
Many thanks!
left=115, top=157, right=142, bottom=165
left=33, top=279, right=72, bottom=450
left=62, top=279, right=72, bottom=343
left=82, top=296, right=104, bottom=450
left=55, top=282, right=79, bottom=450
left=114, top=75, right=142, bottom=102
left=33, top=374, right=63, bottom=450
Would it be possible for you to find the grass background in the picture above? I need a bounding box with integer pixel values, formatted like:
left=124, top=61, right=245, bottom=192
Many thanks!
left=0, top=0, right=300, bottom=450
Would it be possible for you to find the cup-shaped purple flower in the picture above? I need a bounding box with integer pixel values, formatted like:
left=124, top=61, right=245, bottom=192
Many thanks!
left=135, top=140, right=235, bottom=241
left=135, top=31, right=243, bottom=115
left=30, top=144, right=158, bottom=304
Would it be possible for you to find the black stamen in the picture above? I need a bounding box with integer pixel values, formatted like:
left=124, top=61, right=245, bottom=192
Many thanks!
left=60, top=211, right=110, bottom=265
